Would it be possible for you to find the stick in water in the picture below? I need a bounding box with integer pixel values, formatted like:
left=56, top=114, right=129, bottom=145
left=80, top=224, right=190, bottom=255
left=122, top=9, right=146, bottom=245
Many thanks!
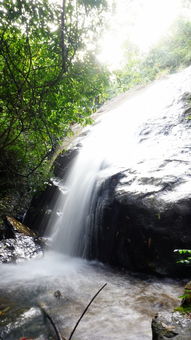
left=68, top=283, right=107, bottom=340
left=38, top=302, right=66, bottom=340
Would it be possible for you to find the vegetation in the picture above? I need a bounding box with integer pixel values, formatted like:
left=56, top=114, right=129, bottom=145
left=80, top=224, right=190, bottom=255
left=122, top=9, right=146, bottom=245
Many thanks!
left=174, top=249, right=191, bottom=265
left=1, top=0, right=191, bottom=217
left=0, top=0, right=110, bottom=213
left=113, top=18, right=191, bottom=93
left=175, top=281, right=191, bottom=314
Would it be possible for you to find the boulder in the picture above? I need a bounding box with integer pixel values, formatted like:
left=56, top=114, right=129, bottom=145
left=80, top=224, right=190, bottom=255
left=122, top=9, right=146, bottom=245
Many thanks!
left=24, top=67, right=191, bottom=276
left=85, top=75, right=191, bottom=276
left=23, top=181, right=61, bottom=236
left=86, top=169, right=191, bottom=276
left=152, top=312, right=191, bottom=339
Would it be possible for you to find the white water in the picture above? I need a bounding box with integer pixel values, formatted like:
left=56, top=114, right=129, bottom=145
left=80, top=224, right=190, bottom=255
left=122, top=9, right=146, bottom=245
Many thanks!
left=0, top=253, right=184, bottom=340
left=48, top=66, right=191, bottom=256
left=1, top=67, right=191, bottom=339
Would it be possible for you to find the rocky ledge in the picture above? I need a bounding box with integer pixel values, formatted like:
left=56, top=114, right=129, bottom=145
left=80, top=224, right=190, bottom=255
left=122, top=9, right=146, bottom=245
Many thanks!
left=0, top=216, right=43, bottom=263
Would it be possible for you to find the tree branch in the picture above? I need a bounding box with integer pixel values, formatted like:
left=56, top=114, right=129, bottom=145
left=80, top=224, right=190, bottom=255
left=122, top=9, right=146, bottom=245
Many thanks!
left=38, top=303, right=66, bottom=340
left=68, top=283, right=107, bottom=340
left=61, top=0, right=67, bottom=73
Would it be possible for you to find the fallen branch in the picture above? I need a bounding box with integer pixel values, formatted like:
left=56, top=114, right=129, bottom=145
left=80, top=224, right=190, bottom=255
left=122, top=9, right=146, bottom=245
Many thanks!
left=38, top=302, right=66, bottom=340
left=68, top=283, right=107, bottom=340
left=38, top=283, right=107, bottom=340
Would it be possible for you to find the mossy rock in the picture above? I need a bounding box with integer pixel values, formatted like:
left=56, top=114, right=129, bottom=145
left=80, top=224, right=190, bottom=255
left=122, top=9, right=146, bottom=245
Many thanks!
left=6, top=216, right=37, bottom=237
left=181, top=281, right=191, bottom=308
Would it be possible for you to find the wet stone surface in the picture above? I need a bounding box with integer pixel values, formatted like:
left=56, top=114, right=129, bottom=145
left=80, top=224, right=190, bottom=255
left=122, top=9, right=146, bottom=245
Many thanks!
left=23, top=66, right=191, bottom=277
left=152, top=311, right=191, bottom=339
left=0, top=234, right=43, bottom=264
left=0, top=301, right=51, bottom=340
left=0, top=253, right=184, bottom=340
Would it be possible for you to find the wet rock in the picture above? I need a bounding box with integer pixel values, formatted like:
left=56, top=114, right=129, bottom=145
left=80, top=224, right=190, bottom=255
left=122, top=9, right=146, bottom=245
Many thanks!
left=0, top=294, right=59, bottom=339
left=54, top=146, right=80, bottom=179
left=0, top=234, right=43, bottom=263
left=24, top=67, right=191, bottom=276
left=181, top=281, right=191, bottom=308
left=84, top=79, right=191, bottom=276
left=0, top=304, right=50, bottom=340
left=6, top=216, right=37, bottom=237
left=54, top=290, right=62, bottom=299
left=23, top=146, right=81, bottom=236
left=23, top=182, right=61, bottom=235
left=152, top=311, right=191, bottom=339
left=87, top=170, right=191, bottom=276
left=0, top=296, right=28, bottom=330
left=0, top=220, right=15, bottom=240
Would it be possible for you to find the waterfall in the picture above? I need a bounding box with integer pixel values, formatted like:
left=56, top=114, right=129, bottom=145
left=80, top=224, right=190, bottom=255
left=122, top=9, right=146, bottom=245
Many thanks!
left=48, top=115, right=114, bottom=256
left=2, top=67, right=191, bottom=340
left=47, top=66, right=191, bottom=257
left=47, top=96, right=141, bottom=256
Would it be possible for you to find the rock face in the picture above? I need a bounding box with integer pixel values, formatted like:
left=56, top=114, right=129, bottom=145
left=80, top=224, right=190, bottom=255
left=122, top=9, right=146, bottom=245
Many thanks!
left=152, top=312, right=191, bottom=339
left=0, top=216, right=43, bottom=263
left=87, top=169, right=191, bottom=276
left=90, top=69, right=191, bottom=275
left=85, top=69, right=191, bottom=276
left=23, top=146, right=80, bottom=236
left=25, top=67, right=191, bottom=276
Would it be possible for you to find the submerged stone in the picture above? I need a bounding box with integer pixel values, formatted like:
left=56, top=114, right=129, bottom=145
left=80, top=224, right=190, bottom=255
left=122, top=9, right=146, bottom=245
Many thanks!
left=0, top=304, right=50, bottom=340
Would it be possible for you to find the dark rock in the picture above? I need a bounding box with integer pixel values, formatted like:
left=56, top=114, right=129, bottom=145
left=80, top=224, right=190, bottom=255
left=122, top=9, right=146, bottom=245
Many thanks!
left=23, top=182, right=61, bottom=235
left=82, top=73, right=191, bottom=276
left=152, top=311, right=191, bottom=339
left=87, top=171, right=191, bottom=276
left=24, top=67, right=191, bottom=276
left=0, top=303, right=50, bottom=340
left=23, top=146, right=81, bottom=236
left=54, top=146, right=80, bottom=179
left=54, top=290, right=62, bottom=299
left=0, top=217, right=15, bottom=240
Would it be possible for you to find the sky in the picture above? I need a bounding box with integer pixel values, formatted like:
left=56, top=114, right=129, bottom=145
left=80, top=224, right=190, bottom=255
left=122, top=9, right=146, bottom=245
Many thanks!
left=49, top=0, right=190, bottom=70
left=97, top=0, right=188, bottom=70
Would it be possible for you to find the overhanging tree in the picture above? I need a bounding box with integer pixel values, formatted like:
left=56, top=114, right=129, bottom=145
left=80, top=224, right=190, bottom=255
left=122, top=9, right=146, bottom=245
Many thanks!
left=0, top=0, right=109, bottom=195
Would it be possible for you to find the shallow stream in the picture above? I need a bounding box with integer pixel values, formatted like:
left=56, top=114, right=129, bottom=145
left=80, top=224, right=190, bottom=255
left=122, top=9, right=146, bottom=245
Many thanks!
left=1, top=68, right=191, bottom=339
left=0, top=253, right=184, bottom=340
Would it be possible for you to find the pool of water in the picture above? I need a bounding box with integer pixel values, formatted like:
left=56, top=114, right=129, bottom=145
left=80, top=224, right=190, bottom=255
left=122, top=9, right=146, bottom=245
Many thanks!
left=0, top=252, right=184, bottom=340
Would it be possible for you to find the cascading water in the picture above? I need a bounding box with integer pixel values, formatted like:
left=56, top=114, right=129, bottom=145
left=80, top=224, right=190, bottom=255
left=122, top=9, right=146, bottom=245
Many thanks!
left=1, top=67, right=191, bottom=339
left=47, top=66, right=191, bottom=259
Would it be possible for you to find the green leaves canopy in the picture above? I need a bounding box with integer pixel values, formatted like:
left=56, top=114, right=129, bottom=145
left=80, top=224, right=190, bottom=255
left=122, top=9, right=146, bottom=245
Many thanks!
left=0, top=0, right=110, bottom=194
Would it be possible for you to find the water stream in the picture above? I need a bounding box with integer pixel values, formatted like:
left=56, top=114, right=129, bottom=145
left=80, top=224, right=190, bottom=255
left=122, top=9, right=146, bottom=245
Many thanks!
left=1, top=67, right=191, bottom=339
left=0, top=253, right=184, bottom=340
left=48, top=66, right=191, bottom=258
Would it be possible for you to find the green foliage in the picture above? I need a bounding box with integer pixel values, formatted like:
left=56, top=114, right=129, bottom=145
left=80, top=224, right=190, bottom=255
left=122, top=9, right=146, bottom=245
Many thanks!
left=113, top=18, right=191, bottom=94
left=0, top=0, right=110, bottom=200
left=174, top=249, right=191, bottom=255
left=174, top=249, right=191, bottom=264
left=143, top=19, right=191, bottom=74
left=174, top=306, right=191, bottom=313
